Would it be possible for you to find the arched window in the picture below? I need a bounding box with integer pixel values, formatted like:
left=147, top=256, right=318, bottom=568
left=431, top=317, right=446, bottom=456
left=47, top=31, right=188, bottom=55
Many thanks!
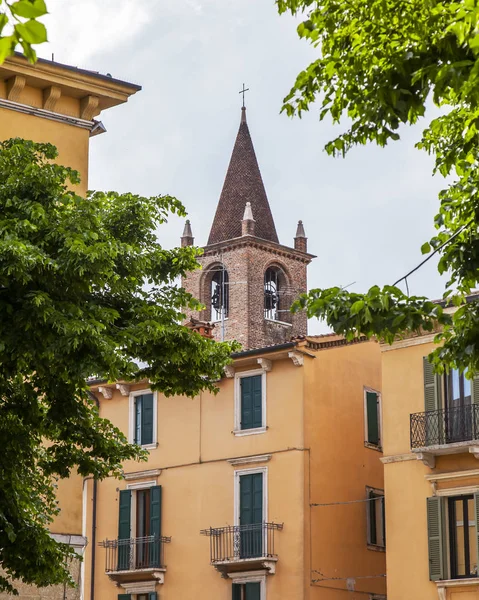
left=264, top=267, right=282, bottom=320
left=211, top=268, right=229, bottom=321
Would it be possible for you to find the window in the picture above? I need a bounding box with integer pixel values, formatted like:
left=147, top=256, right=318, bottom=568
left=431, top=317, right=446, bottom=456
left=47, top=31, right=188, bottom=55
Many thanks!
left=264, top=267, right=280, bottom=320
left=427, top=494, right=479, bottom=581
left=211, top=267, right=229, bottom=321
left=448, top=495, right=478, bottom=579
left=129, top=390, right=157, bottom=448
left=366, top=487, right=385, bottom=549
left=364, top=389, right=381, bottom=449
left=117, top=594, right=157, bottom=600
left=232, top=582, right=262, bottom=600
left=234, top=371, right=266, bottom=435
left=117, top=485, right=162, bottom=571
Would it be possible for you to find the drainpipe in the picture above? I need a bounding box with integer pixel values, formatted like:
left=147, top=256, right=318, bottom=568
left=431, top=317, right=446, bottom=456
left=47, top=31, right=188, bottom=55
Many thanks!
left=87, top=391, right=99, bottom=600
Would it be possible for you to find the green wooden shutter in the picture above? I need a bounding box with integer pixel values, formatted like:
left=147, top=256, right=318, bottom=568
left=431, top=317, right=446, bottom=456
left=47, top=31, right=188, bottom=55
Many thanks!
left=118, top=595, right=131, bottom=600
left=241, top=376, right=262, bottom=430
left=141, top=393, right=154, bottom=445
left=148, top=593, right=157, bottom=600
left=149, top=485, right=162, bottom=567
left=118, top=490, right=131, bottom=570
left=471, top=375, right=479, bottom=405
left=475, top=492, right=479, bottom=580
left=245, top=582, right=261, bottom=600
left=423, top=357, right=442, bottom=412
left=134, top=395, right=142, bottom=444
left=366, top=391, right=379, bottom=446
left=427, top=496, right=445, bottom=581
left=252, top=375, right=262, bottom=428
left=241, top=377, right=253, bottom=430
left=232, top=583, right=242, bottom=600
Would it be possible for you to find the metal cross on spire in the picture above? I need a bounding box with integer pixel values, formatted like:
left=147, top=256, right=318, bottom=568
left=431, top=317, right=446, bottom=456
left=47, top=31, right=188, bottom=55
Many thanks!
left=239, top=83, right=249, bottom=108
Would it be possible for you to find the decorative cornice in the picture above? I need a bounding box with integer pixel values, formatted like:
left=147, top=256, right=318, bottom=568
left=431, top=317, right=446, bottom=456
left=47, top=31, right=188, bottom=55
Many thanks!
left=50, top=533, right=87, bottom=549
left=288, top=351, right=304, bottom=367
left=43, top=85, right=61, bottom=111
left=116, top=383, right=131, bottom=396
left=257, top=358, right=272, bottom=372
left=380, top=332, right=436, bottom=352
left=227, top=454, right=272, bottom=466
left=224, top=365, right=235, bottom=378
left=80, top=94, right=99, bottom=120
left=98, top=386, right=113, bottom=399
left=123, top=468, right=162, bottom=481
left=6, top=74, right=26, bottom=102
left=202, top=236, right=315, bottom=264
left=0, top=97, right=99, bottom=134
left=380, top=453, right=417, bottom=464
left=426, top=469, right=479, bottom=483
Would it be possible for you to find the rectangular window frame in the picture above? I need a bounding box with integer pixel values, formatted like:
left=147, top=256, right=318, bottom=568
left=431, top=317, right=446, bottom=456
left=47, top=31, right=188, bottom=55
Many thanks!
left=234, top=369, right=267, bottom=436
left=366, top=486, right=385, bottom=551
left=126, top=480, right=158, bottom=540
left=232, top=575, right=266, bottom=600
left=233, top=467, right=268, bottom=527
left=364, top=387, right=382, bottom=451
left=447, top=494, right=477, bottom=579
left=128, top=389, right=158, bottom=450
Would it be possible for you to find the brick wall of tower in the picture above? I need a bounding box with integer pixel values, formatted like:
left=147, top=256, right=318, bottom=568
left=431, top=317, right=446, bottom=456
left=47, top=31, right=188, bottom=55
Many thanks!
left=182, top=240, right=309, bottom=350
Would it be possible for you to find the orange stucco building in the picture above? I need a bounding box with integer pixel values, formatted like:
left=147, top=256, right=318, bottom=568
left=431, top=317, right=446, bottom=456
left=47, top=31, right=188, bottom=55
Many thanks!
left=381, top=323, right=479, bottom=600
left=0, top=54, right=139, bottom=600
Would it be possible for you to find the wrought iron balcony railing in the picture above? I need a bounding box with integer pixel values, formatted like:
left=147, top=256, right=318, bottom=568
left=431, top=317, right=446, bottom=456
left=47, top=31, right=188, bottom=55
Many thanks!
left=200, top=522, right=283, bottom=564
left=410, top=404, right=479, bottom=449
left=100, top=535, right=171, bottom=573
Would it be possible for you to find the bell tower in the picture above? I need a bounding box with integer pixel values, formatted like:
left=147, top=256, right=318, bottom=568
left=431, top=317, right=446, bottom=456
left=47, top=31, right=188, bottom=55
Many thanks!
left=182, top=107, right=314, bottom=349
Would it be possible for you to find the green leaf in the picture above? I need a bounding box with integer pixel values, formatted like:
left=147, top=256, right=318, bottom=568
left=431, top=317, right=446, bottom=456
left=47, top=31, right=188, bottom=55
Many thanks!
left=421, top=242, right=431, bottom=254
left=10, top=0, right=48, bottom=19
left=350, top=300, right=365, bottom=314
left=15, top=19, right=47, bottom=44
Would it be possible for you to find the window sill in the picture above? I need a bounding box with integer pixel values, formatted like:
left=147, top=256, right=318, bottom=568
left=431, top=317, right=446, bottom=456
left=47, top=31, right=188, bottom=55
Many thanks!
left=140, top=443, right=157, bottom=451
left=233, top=427, right=267, bottom=437
left=264, top=318, right=293, bottom=327
left=367, top=544, right=385, bottom=553
left=364, top=442, right=383, bottom=452
left=436, top=577, right=479, bottom=599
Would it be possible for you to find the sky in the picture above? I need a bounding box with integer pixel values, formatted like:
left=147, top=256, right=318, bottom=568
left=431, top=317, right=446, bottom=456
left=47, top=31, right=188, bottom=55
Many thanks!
left=43, top=0, right=446, bottom=334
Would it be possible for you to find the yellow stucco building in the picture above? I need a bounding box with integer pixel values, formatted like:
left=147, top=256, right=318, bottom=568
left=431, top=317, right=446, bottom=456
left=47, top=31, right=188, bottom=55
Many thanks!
left=381, top=321, right=479, bottom=600
left=87, top=334, right=386, bottom=600
left=0, top=54, right=139, bottom=599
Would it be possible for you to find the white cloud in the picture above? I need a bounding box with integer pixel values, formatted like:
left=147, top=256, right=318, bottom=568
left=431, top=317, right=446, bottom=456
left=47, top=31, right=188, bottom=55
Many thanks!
left=41, top=0, right=152, bottom=65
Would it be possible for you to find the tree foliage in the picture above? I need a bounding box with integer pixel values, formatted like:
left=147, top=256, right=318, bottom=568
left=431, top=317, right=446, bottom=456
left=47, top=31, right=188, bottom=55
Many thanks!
left=277, top=0, right=479, bottom=373
left=0, top=0, right=48, bottom=63
left=0, top=138, right=237, bottom=593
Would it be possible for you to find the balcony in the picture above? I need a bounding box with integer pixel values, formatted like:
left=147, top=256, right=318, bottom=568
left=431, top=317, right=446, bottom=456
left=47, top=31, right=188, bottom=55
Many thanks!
left=410, top=405, right=479, bottom=466
left=200, top=522, right=283, bottom=576
left=100, top=535, right=171, bottom=584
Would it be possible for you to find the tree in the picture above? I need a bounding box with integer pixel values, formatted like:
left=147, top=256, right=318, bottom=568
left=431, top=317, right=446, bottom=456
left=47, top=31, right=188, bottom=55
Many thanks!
left=0, top=138, right=237, bottom=593
left=0, top=0, right=48, bottom=62
left=277, top=0, right=479, bottom=374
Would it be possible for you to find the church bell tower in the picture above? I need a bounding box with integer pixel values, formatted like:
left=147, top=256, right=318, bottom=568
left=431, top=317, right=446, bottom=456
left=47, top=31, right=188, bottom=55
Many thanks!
left=182, top=107, right=314, bottom=350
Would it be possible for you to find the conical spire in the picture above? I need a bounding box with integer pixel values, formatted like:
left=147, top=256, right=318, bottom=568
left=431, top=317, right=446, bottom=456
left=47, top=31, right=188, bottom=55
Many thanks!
left=294, top=220, right=307, bottom=252
left=181, top=219, right=194, bottom=247
left=207, top=108, right=279, bottom=245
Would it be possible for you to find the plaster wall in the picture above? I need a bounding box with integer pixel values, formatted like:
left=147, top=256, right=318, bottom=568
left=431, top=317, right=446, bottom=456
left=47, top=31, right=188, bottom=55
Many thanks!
left=382, top=341, right=479, bottom=600
left=304, top=340, right=386, bottom=599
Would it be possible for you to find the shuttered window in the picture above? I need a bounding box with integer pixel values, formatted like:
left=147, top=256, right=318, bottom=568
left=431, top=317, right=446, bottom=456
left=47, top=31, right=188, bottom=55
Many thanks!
left=133, top=392, right=155, bottom=446
left=118, top=595, right=131, bottom=600
left=240, top=375, right=263, bottom=430
left=366, top=488, right=385, bottom=548
left=117, top=490, right=131, bottom=571
left=364, top=390, right=381, bottom=448
left=232, top=582, right=261, bottom=600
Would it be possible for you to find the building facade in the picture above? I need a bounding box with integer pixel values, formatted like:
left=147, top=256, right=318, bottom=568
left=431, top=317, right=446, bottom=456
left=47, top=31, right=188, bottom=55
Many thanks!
left=84, top=107, right=386, bottom=600
left=381, top=330, right=479, bottom=600
left=87, top=334, right=385, bottom=600
left=0, top=55, right=140, bottom=600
